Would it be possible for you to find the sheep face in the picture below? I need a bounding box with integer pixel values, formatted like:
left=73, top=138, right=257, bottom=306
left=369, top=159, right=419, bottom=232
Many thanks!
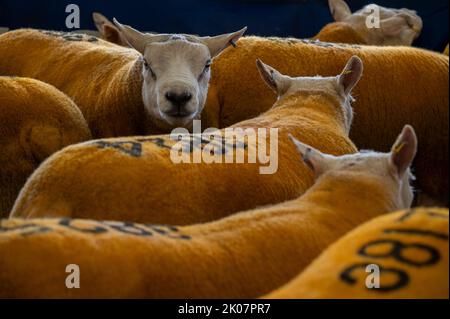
left=112, top=19, right=246, bottom=128
left=256, top=56, right=363, bottom=134
left=290, top=125, right=418, bottom=210
left=329, top=0, right=423, bottom=46
left=140, top=38, right=211, bottom=127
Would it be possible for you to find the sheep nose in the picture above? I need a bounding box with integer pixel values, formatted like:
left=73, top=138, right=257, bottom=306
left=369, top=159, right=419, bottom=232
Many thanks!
left=165, top=91, right=192, bottom=107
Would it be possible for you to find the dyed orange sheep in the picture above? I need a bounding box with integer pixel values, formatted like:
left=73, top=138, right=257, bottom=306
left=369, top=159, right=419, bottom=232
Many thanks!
left=264, top=207, right=449, bottom=299
left=0, top=124, right=418, bottom=298
left=0, top=26, right=245, bottom=138
left=0, top=76, right=91, bottom=216
left=204, top=37, right=449, bottom=204
left=10, top=57, right=362, bottom=225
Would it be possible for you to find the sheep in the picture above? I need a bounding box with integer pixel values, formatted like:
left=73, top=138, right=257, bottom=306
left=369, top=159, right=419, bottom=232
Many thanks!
left=203, top=36, right=449, bottom=205
left=0, top=124, right=418, bottom=298
left=264, top=207, right=449, bottom=299
left=315, top=0, right=423, bottom=46
left=10, top=56, right=363, bottom=225
left=0, top=23, right=246, bottom=138
left=0, top=76, right=91, bottom=217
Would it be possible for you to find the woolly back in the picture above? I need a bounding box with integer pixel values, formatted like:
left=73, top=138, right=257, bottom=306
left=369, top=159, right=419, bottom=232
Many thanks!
left=314, top=22, right=367, bottom=44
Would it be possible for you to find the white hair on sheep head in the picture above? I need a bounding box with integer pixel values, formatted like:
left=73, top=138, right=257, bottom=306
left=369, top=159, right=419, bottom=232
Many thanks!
left=113, top=19, right=247, bottom=128
left=328, top=0, right=423, bottom=46
left=256, top=55, right=363, bottom=134
left=289, top=125, right=418, bottom=210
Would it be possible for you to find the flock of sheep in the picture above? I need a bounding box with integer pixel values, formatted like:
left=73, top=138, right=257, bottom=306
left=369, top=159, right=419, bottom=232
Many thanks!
left=0, top=0, right=448, bottom=298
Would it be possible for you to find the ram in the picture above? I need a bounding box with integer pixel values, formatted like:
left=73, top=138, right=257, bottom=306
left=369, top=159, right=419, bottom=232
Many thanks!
left=11, top=57, right=362, bottom=224
left=0, top=76, right=91, bottom=216
left=315, top=0, right=422, bottom=46
left=0, top=23, right=246, bottom=138
left=264, top=207, right=449, bottom=299
left=0, top=125, right=418, bottom=298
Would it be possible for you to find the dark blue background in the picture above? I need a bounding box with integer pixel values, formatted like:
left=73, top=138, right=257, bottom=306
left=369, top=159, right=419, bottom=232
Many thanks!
left=0, top=0, right=448, bottom=51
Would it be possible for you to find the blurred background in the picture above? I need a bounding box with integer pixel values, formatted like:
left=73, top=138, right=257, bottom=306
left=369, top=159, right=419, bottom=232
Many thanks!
left=0, top=0, right=448, bottom=51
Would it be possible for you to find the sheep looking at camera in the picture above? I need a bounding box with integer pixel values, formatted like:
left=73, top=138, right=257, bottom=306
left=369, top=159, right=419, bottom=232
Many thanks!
left=315, top=0, right=423, bottom=46
left=264, top=207, right=449, bottom=299
left=0, top=125, right=418, bottom=298
left=0, top=76, right=91, bottom=216
left=0, top=23, right=246, bottom=138
left=10, top=57, right=362, bottom=225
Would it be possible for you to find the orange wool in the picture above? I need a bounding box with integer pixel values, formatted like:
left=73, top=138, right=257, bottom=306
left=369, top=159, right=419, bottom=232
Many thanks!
left=0, top=29, right=147, bottom=138
left=0, top=168, right=401, bottom=298
left=264, top=207, right=449, bottom=299
left=11, top=92, right=356, bottom=225
left=205, top=37, right=449, bottom=203
left=0, top=76, right=91, bottom=216
left=314, top=22, right=367, bottom=44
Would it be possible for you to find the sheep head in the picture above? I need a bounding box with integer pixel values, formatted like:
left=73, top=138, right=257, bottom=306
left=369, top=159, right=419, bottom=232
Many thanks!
left=113, top=19, right=246, bottom=129
left=328, top=0, right=423, bottom=46
left=256, top=55, right=363, bottom=134
left=289, top=125, right=418, bottom=210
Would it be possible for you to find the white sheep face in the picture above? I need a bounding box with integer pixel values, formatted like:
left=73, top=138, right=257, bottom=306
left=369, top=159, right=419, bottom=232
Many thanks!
left=141, top=37, right=211, bottom=127
left=113, top=20, right=246, bottom=129
left=329, top=0, right=423, bottom=46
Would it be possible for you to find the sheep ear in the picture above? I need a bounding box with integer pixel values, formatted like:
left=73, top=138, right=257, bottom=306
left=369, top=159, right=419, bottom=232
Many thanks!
left=289, top=135, right=331, bottom=175
left=93, top=12, right=112, bottom=32
left=338, top=55, right=363, bottom=96
left=329, top=0, right=352, bottom=22
left=93, top=13, right=123, bottom=45
left=390, top=125, right=418, bottom=178
left=200, top=27, right=247, bottom=58
left=256, top=59, right=291, bottom=96
left=113, top=18, right=147, bottom=53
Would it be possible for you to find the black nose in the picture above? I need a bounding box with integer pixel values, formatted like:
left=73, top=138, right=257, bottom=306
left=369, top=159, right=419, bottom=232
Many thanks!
left=165, top=91, right=192, bottom=107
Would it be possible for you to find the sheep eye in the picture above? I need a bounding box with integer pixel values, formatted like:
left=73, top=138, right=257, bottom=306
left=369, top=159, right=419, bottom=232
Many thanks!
left=204, top=60, right=212, bottom=72
left=143, top=59, right=157, bottom=80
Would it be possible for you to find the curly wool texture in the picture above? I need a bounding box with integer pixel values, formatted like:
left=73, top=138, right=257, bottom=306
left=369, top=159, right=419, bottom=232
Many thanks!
left=314, top=22, right=367, bottom=44
left=0, top=167, right=403, bottom=298
left=0, top=77, right=91, bottom=217
left=205, top=37, right=449, bottom=204
left=264, top=207, right=449, bottom=299
left=11, top=92, right=356, bottom=225
left=0, top=29, right=148, bottom=138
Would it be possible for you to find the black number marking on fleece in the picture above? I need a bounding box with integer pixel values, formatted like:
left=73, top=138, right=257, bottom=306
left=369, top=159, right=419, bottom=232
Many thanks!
left=95, top=141, right=142, bottom=157
left=40, top=30, right=98, bottom=43
left=397, top=209, right=449, bottom=222
left=266, top=37, right=362, bottom=49
left=0, top=219, right=191, bottom=240
left=340, top=263, right=409, bottom=292
left=93, top=135, right=247, bottom=157
left=102, top=221, right=153, bottom=237
left=358, top=239, right=440, bottom=267
left=339, top=209, right=448, bottom=293
left=59, top=218, right=109, bottom=234
left=0, top=222, right=52, bottom=237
